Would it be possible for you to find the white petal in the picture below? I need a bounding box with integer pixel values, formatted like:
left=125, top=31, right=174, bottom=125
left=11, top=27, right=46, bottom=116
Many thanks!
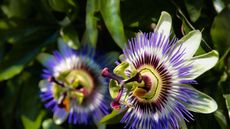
left=189, top=50, right=219, bottom=79
left=173, top=30, right=202, bottom=59
left=182, top=86, right=218, bottom=114
left=155, top=11, right=172, bottom=39
left=53, top=108, right=69, bottom=125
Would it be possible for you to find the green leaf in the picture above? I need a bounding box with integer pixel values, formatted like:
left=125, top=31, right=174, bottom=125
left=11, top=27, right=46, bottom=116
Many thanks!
left=1, top=0, right=33, bottom=18
left=61, top=26, right=80, bottom=49
left=211, top=5, right=230, bottom=55
left=100, top=0, right=126, bottom=48
left=82, top=0, right=99, bottom=47
left=223, top=94, right=230, bottom=119
left=48, top=0, right=72, bottom=12
left=216, top=48, right=230, bottom=71
left=0, top=72, right=29, bottom=129
left=214, top=111, right=228, bottom=129
left=100, top=109, right=127, bottom=124
left=42, top=119, right=63, bottom=129
left=184, top=0, right=203, bottom=22
left=21, top=111, right=46, bottom=129
left=0, top=32, right=57, bottom=81
left=66, top=0, right=78, bottom=7
left=19, top=71, right=46, bottom=129
left=0, top=20, right=52, bottom=45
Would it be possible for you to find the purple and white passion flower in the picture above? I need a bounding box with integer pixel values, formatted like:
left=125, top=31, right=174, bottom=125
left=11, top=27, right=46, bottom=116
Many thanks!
left=101, top=11, right=219, bottom=129
left=38, top=39, right=109, bottom=125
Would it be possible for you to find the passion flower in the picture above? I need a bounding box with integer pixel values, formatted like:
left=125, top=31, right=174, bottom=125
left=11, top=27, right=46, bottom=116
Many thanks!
left=102, top=12, right=219, bottom=129
left=38, top=39, right=109, bottom=125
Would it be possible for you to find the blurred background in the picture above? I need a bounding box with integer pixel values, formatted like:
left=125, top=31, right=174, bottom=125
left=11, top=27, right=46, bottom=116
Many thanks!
left=0, top=0, right=229, bottom=129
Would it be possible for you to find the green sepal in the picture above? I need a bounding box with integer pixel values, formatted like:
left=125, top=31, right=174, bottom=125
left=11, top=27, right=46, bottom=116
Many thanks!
left=100, top=109, right=127, bottom=124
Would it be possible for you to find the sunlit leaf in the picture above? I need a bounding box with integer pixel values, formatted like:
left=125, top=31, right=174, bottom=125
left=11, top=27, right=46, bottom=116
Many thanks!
left=61, top=26, right=80, bottom=49
left=82, top=0, right=99, bottom=47
left=100, top=0, right=126, bottom=48
left=21, top=111, right=46, bottom=129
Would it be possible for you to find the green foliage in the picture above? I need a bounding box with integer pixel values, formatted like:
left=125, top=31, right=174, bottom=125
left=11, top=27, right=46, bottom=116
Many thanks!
left=0, top=0, right=230, bottom=129
left=100, top=0, right=126, bottom=48
left=211, top=4, right=230, bottom=55
left=184, top=0, right=203, bottom=22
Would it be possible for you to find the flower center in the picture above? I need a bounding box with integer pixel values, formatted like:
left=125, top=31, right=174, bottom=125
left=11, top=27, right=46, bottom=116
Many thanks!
left=64, top=69, right=94, bottom=94
left=51, top=69, right=94, bottom=110
left=133, top=65, right=162, bottom=101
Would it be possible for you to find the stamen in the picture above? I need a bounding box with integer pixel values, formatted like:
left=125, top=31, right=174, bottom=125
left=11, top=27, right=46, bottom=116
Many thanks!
left=48, top=76, right=65, bottom=87
left=101, top=67, right=123, bottom=83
